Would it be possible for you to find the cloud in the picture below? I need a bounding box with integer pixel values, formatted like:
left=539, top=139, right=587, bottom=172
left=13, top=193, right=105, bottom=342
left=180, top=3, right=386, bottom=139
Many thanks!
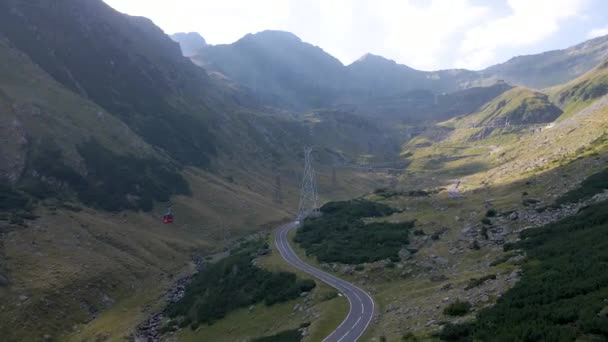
left=103, top=0, right=593, bottom=71
left=455, top=0, right=588, bottom=70
left=587, top=26, right=608, bottom=39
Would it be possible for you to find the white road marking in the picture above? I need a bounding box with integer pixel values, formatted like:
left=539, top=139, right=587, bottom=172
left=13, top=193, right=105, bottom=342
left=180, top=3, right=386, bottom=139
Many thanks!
left=275, top=223, right=374, bottom=342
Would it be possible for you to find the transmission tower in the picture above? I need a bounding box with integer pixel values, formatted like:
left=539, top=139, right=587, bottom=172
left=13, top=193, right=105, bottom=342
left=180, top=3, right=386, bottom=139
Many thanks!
left=297, top=147, right=319, bottom=220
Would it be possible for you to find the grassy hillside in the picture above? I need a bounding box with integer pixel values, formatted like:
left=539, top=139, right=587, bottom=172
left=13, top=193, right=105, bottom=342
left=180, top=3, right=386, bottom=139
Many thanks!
left=447, top=87, right=562, bottom=128
left=441, top=199, right=608, bottom=341
left=550, top=58, right=608, bottom=120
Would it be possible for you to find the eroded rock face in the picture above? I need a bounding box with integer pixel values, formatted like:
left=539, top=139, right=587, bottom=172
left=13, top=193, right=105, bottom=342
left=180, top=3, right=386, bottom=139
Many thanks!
left=0, top=113, right=28, bottom=183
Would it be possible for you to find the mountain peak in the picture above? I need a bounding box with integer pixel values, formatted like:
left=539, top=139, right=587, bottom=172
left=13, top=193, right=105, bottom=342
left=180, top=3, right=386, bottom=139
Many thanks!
left=171, top=32, right=207, bottom=56
left=354, top=53, right=396, bottom=65
left=238, top=30, right=302, bottom=44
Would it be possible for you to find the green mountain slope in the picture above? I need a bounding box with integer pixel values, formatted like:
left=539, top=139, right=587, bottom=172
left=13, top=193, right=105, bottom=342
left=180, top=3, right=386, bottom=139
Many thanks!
left=449, top=87, right=563, bottom=128
left=552, top=57, right=608, bottom=114
left=0, top=0, right=218, bottom=167
left=0, top=2, right=402, bottom=341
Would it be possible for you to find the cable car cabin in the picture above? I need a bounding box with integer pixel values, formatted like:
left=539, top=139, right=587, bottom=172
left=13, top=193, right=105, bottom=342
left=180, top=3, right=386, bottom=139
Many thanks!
left=163, top=214, right=174, bottom=224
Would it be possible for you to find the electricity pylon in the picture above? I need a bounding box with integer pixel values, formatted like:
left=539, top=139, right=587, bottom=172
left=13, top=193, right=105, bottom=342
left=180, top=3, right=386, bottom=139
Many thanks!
left=297, top=147, right=319, bottom=220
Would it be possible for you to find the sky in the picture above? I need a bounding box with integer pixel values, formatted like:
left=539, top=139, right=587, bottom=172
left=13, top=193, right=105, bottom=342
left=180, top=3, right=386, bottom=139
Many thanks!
left=103, top=0, right=608, bottom=71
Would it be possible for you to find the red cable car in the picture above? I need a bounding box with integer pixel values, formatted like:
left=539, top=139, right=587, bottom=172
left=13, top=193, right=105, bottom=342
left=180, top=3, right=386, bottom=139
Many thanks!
left=163, top=206, right=174, bottom=224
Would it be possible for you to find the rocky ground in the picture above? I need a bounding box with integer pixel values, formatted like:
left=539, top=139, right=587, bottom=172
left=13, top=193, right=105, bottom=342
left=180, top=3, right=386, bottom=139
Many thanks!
left=315, top=190, right=608, bottom=339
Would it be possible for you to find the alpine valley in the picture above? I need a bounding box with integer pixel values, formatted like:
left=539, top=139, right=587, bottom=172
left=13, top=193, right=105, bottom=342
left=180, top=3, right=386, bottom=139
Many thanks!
left=1, top=1, right=608, bottom=341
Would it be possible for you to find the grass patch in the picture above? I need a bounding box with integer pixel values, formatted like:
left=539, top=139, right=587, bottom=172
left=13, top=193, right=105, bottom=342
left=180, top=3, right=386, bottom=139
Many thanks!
left=294, top=200, right=413, bottom=264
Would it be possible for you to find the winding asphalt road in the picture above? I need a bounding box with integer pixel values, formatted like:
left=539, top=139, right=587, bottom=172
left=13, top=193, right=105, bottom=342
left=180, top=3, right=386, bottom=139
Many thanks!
left=275, top=222, right=375, bottom=342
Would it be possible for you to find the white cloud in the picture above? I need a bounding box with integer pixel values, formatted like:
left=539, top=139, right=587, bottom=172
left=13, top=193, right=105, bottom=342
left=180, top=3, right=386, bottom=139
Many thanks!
left=587, top=26, right=608, bottom=39
left=455, top=0, right=588, bottom=70
left=102, top=0, right=592, bottom=70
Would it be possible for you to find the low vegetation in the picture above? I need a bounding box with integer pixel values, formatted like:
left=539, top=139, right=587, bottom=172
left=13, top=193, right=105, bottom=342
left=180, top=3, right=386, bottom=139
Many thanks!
left=443, top=300, right=472, bottom=317
left=252, top=329, right=302, bottom=342
left=167, top=239, right=315, bottom=327
left=441, top=200, right=608, bottom=341
left=464, top=274, right=497, bottom=290
left=294, top=200, right=414, bottom=264
left=19, top=139, right=190, bottom=212
left=555, top=168, right=608, bottom=205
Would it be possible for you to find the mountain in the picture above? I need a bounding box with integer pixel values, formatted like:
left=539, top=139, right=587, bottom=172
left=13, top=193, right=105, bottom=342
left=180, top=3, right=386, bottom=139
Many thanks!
left=345, top=53, right=478, bottom=97
left=552, top=57, right=608, bottom=110
left=450, top=87, right=563, bottom=128
left=483, top=34, right=608, bottom=89
left=2, top=1, right=608, bottom=341
left=191, top=30, right=346, bottom=109
left=0, top=2, right=398, bottom=340
left=171, top=32, right=207, bottom=56
left=191, top=31, right=608, bottom=116
left=347, top=82, right=513, bottom=125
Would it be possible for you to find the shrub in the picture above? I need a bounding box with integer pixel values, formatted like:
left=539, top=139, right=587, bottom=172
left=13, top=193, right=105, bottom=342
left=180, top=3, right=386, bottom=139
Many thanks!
left=480, top=226, right=489, bottom=239
left=481, top=218, right=492, bottom=225
left=402, top=332, right=418, bottom=341
left=437, top=322, right=473, bottom=341
left=489, top=255, right=510, bottom=267
left=295, top=200, right=414, bottom=264
left=471, top=240, right=480, bottom=250
left=485, top=208, right=497, bottom=217
left=0, top=183, right=29, bottom=211
left=320, top=290, right=339, bottom=301
left=443, top=300, right=472, bottom=316
left=523, top=198, right=541, bottom=207
left=444, top=200, right=608, bottom=341
left=299, top=279, right=316, bottom=292
left=253, top=329, right=302, bottom=342
left=465, top=274, right=497, bottom=290
left=167, top=240, right=314, bottom=326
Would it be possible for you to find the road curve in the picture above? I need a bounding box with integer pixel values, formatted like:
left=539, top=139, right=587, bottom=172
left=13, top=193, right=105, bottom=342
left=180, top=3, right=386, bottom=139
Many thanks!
left=275, top=222, right=375, bottom=342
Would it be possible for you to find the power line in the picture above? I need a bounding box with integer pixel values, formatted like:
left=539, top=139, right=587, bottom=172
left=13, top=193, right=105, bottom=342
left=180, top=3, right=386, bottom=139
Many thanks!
left=297, top=147, right=319, bottom=220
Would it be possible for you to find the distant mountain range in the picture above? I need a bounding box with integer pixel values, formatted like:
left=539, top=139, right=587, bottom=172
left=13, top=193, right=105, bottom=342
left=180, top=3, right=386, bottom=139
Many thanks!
left=1, top=1, right=608, bottom=340
left=173, top=29, right=608, bottom=111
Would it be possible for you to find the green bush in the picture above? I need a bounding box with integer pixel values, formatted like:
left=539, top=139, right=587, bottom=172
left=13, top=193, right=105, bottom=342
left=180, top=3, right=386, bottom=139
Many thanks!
left=480, top=226, right=489, bottom=239
left=489, top=255, right=510, bottom=267
left=413, top=229, right=426, bottom=236
left=167, top=240, right=314, bottom=326
left=401, top=332, right=418, bottom=341
left=253, top=329, right=302, bottom=342
left=437, top=322, right=473, bottom=341
left=443, top=300, right=472, bottom=316
left=485, top=208, right=497, bottom=217
left=295, top=200, right=414, bottom=264
left=0, top=183, right=29, bottom=211
left=464, top=274, right=496, bottom=290
left=481, top=218, right=492, bottom=226
left=442, top=200, right=608, bottom=341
